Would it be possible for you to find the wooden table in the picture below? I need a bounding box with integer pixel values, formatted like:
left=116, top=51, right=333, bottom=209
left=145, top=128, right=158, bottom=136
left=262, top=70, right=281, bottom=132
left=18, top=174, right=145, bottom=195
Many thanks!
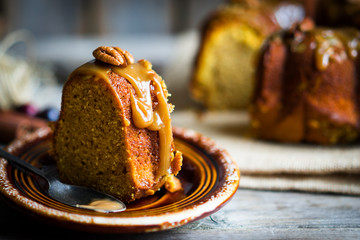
left=0, top=101, right=359, bottom=239
left=0, top=189, right=359, bottom=239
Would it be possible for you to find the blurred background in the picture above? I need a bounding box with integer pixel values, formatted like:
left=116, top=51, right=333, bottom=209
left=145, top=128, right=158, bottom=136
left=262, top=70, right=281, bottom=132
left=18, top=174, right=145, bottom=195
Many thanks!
left=1, top=0, right=358, bottom=140
left=0, top=0, right=221, bottom=36
left=0, top=0, right=223, bottom=110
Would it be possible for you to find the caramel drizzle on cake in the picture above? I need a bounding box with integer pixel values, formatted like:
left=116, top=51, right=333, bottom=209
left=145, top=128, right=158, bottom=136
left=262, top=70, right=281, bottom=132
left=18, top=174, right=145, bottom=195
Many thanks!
left=289, top=20, right=360, bottom=71
left=69, top=47, right=173, bottom=181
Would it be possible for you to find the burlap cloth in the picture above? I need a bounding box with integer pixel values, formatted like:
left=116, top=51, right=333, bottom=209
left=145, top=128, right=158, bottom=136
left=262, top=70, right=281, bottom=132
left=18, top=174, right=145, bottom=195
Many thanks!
left=172, top=110, right=360, bottom=195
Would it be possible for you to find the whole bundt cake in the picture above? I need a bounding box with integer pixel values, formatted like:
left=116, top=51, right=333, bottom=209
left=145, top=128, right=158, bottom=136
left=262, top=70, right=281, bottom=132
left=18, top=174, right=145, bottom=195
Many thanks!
left=51, top=46, right=182, bottom=202
left=250, top=19, right=360, bottom=144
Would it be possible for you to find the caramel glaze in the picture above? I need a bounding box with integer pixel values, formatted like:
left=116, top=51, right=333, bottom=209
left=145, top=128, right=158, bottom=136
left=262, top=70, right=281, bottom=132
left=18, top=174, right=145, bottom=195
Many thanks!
left=77, top=198, right=125, bottom=212
left=290, top=27, right=360, bottom=71
left=69, top=59, right=173, bottom=181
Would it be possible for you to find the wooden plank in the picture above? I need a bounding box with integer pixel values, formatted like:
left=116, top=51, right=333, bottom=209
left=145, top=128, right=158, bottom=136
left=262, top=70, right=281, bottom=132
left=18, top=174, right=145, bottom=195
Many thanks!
left=0, top=189, right=359, bottom=239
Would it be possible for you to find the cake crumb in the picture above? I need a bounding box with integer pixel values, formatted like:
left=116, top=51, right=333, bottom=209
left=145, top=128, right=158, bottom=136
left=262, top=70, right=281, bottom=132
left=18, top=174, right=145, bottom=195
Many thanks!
left=164, top=175, right=183, bottom=193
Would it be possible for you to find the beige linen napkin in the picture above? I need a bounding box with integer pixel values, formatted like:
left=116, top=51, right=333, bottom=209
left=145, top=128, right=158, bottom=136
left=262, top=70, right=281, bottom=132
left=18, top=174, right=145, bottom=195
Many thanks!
left=172, top=110, right=360, bottom=195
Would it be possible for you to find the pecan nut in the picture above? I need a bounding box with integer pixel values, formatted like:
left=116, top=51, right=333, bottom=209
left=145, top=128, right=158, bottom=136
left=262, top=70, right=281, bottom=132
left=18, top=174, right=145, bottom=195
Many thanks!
left=93, top=46, right=134, bottom=66
left=113, top=47, right=134, bottom=65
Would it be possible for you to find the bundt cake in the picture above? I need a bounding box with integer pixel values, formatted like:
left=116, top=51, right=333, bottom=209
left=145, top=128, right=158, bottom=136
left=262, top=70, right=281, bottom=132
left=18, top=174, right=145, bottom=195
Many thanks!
left=190, top=0, right=305, bottom=109
left=250, top=19, right=360, bottom=144
left=51, top=46, right=182, bottom=202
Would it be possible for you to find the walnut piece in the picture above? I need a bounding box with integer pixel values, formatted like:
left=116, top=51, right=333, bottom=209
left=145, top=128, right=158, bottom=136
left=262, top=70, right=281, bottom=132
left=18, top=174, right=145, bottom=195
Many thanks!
left=93, top=46, right=134, bottom=67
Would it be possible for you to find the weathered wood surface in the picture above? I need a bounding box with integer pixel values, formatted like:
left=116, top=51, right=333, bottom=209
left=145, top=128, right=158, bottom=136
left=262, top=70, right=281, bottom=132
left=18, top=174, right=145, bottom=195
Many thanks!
left=0, top=189, right=359, bottom=239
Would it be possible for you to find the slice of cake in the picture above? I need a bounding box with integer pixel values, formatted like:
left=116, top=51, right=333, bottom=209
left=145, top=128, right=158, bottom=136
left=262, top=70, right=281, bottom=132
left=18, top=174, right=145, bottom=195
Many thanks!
left=51, top=46, right=182, bottom=202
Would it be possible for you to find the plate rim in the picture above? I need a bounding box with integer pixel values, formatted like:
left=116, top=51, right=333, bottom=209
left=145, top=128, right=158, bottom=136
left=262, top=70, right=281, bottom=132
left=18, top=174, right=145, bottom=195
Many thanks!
left=0, top=127, right=240, bottom=233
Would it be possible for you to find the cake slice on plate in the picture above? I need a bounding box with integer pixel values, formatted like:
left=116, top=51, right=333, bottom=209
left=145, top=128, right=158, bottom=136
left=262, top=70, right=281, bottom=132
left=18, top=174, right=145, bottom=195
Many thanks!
left=51, top=46, right=182, bottom=202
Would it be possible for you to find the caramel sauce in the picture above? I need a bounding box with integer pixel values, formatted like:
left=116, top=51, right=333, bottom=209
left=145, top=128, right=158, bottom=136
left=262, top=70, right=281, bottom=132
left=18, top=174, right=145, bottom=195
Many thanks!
left=335, top=29, right=360, bottom=60
left=77, top=198, right=125, bottom=212
left=291, top=28, right=360, bottom=71
left=314, top=30, right=347, bottom=71
left=70, top=60, right=173, bottom=181
left=113, top=62, right=154, bottom=128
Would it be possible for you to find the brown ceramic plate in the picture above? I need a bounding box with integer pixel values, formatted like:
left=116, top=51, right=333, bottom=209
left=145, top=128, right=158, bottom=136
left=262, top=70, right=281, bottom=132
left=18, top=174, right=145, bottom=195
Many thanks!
left=0, top=127, right=239, bottom=233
